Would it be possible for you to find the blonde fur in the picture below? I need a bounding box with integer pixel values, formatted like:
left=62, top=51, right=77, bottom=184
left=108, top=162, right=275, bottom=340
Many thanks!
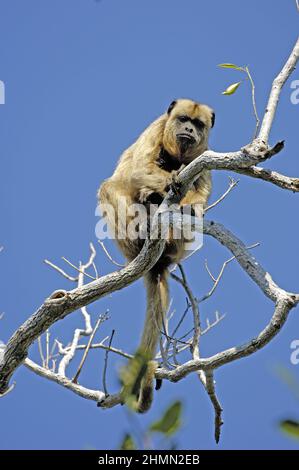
left=98, top=99, right=214, bottom=412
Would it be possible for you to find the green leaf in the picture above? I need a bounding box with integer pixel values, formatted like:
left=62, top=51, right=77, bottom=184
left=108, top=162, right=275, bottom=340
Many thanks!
left=150, top=401, right=182, bottom=436
left=218, top=63, right=243, bottom=70
left=120, top=433, right=136, bottom=450
left=222, top=82, right=241, bottom=95
left=274, top=364, right=299, bottom=400
left=280, top=420, right=299, bottom=440
left=119, top=349, right=151, bottom=411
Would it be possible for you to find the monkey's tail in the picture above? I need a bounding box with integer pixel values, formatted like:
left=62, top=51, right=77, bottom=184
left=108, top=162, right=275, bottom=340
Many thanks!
left=136, top=269, right=169, bottom=413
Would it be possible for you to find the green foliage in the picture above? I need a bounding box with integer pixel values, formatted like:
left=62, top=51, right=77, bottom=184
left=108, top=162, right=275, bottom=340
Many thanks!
left=279, top=420, right=299, bottom=440
left=218, top=63, right=244, bottom=71
left=150, top=401, right=182, bottom=437
left=118, top=400, right=183, bottom=450
left=218, top=62, right=245, bottom=96
left=120, top=433, right=137, bottom=450
left=275, top=365, right=299, bottom=442
left=274, top=364, right=299, bottom=400
left=222, top=82, right=242, bottom=95
left=120, top=349, right=151, bottom=411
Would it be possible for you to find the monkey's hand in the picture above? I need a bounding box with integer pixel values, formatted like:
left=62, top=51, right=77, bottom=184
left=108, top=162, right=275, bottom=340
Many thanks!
left=166, top=170, right=182, bottom=199
left=139, top=188, right=165, bottom=206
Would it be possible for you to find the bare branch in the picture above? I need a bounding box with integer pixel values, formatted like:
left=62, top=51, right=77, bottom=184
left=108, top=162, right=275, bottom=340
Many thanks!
left=62, top=341, right=132, bottom=360
left=199, top=243, right=260, bottom=303
left=154, top=220, right=299, bottom=384
left=171, top=264, right=223, bottom=442
left=24, top=358, right=105, bottom=402
left=45, top=329, right=50, bottom=369
left=7, top=215, right=297, bottom=419
left=37, top=337, right=45, bottom=367
left=102, top=329, right=115, bottom=396
left=235, top=166, right=299, bottom=192
left=203, top=371, right=223, bottom=443
left=0, top=381, right=15, bottom=398
left=44, top=259, right=78, bottom=282
left=61, top=257, right=96, bottom=281
left=0, top=37, right=298, bottom=395
left=57, top=252, right=98, bottom=376
left=205, top=177, right=239, bottom=213
left=171, top=265, right=201, bottom=359
left=98, top=240, right=125, bottom=267
left=92, top=262, right=99, bottom=279
left=72, top=312, right=109, bottom=384
left=201, top=312, right=226, bottom=335
left=245, top=66, right=260, bottom=139
left=258, top=37, right=299, bottom=143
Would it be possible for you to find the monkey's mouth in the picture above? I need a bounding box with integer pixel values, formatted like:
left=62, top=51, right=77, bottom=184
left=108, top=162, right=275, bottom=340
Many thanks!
left=177, top=134, right=196, bottom=154
left=177, top=133, right=196, bottom=144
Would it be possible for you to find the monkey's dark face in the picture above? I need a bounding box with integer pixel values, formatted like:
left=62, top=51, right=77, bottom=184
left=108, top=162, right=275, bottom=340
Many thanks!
left=175, top=114, right=205, bottom=155
left=163, top=99, right=215, bottom=163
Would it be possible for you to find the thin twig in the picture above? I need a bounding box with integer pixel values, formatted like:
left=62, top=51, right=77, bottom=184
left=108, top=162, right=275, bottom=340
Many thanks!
left=199, top=243, right=260, bottom=303
left=98, top=240, right=125, bottom=267
left=61, top=257, right=96, bottom=281
left=61, top=340, right=132, bottom=360
left=37, top=337, right=45, bottom=367
left=245, top=66, right=260, bottom=139
left=44, top=259, right=78, bottom=282
left=204, top=260, right=217, bottom=282
left=92, top=262, right=99, bottom=279
left=102, top=330, right=115, bottom=396
left=175, top=265, right=201, bottom=360
left=202, top=311, right=226, bottom=335
left=57, top=246, right=97, bottom=376
left=46, top=330, right=50, bottom=369
left=72, top=312, right=109, bottom=384
left=205, top=177, right=239, bottom=213
left=170, top=297, right=191, bottom=339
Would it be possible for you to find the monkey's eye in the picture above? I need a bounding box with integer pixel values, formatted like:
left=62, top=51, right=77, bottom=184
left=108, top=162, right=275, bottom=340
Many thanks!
left=178, top=115, right=189, bottom=123
left=193, top=119, right=205, bottom=130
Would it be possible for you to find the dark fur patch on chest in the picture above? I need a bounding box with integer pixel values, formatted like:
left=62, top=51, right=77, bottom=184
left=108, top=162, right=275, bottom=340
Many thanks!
left=157, top=147, right=181, bottom=172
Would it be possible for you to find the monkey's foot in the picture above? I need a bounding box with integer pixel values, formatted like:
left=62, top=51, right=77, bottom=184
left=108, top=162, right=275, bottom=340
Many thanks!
left=120, top=353, right=157, bottom=413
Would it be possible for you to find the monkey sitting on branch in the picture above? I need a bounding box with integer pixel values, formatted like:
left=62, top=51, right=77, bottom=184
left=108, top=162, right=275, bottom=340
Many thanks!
left=98, top=99, right=215, bottom=412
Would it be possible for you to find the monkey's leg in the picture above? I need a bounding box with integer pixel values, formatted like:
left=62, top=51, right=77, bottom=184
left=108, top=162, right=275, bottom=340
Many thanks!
left=99, top=179, right=143, bottom=260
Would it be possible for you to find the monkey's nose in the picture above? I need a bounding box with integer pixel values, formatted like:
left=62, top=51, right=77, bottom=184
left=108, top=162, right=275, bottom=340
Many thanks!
left=185, top=127, right=193, bottom=133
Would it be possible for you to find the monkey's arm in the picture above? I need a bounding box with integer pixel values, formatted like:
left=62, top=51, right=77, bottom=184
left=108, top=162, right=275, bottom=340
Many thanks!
left=181, top=171, right=211, bottom=206
left=99, top=178, right=133, bottom=207
left=130, top=163, right=177, bottom=204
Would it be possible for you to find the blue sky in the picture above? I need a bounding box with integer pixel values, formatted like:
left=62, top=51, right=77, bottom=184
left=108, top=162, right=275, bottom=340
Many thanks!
left=0, top=0, right=298, bottom=450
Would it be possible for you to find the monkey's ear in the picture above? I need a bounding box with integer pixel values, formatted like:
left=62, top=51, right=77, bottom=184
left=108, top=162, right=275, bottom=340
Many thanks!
left=167, top=100, right=177, bottom=115
left=211, top=111, right=215, bottom=128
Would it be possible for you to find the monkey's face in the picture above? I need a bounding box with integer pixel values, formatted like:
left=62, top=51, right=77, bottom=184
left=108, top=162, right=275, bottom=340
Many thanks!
left=163, top=99, right=215, bottom=163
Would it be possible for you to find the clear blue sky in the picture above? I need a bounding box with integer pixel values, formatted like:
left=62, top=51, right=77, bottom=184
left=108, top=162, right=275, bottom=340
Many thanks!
left=0, top=0, right=298, bottom=450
